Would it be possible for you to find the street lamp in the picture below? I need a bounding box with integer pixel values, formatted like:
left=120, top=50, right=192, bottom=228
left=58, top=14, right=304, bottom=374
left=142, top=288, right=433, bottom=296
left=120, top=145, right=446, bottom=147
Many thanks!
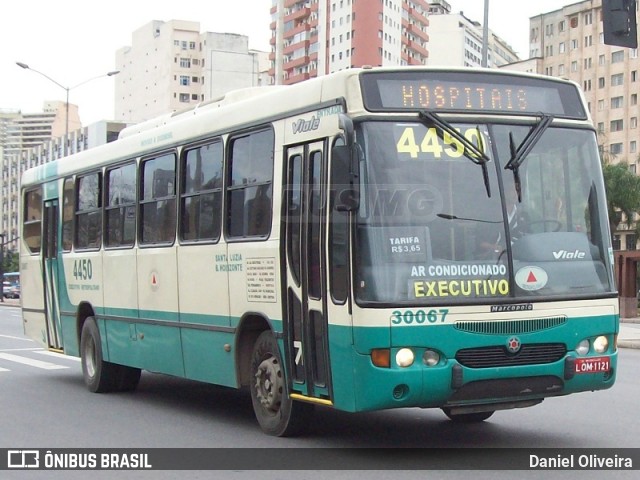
left=15, top=62, right=119, bottom=156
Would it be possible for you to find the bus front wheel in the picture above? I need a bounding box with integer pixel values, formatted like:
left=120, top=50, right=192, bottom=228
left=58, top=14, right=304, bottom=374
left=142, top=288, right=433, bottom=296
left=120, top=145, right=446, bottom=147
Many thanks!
left=249, top=330, right=313, bottom=436
left=442, top=407, right=494, bottom=423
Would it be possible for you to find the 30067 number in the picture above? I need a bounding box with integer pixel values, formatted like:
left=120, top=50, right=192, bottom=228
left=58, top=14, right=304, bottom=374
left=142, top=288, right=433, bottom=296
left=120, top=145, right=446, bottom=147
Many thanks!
left=391, top=309, right=449, bottom=325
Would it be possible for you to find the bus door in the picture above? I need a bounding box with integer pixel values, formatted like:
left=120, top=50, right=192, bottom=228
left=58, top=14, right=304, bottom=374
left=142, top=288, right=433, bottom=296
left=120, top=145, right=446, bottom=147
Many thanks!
left=283, top=142, right=331, bottom=401
left=42, top=200, right=63, bottom=350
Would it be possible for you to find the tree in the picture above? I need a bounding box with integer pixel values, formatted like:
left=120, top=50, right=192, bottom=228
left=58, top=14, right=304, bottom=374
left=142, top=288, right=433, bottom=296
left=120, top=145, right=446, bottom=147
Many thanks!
left=601, top=160, right=640, bottom=238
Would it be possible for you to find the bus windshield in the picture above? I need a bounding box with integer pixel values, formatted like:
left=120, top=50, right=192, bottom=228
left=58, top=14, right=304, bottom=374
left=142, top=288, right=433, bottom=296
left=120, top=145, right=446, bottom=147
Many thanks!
left=354, top=121, right=615, bottom=305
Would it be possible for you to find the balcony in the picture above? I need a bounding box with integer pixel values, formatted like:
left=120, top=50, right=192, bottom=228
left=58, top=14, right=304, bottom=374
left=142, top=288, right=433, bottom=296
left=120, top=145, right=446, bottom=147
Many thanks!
left=284, top=56, right=310, bottom=70
left=407, top=7, right=429, bottom=26
left=284, top=7, right=311, bottom=23
left=407, top=40, right=429, bottom=58
left=283, top=22, right=310, bottom=40
left=284, top=40, right=310, bottom=55
left=407, top=23, right=429, bottom=43
left=285, top=72, right=311, bottom=85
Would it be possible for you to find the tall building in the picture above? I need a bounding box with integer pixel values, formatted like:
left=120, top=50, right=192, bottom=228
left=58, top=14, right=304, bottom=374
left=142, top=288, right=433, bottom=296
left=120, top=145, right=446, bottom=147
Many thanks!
left=525, top=0, right=640, bottom=250
left=114, top=20, right=269, bottom=123
left=0, top=118, right=125, bottom=251
left=1, top=102, right=79, bottom=161
left=268, top=0, right=430, bottom=85
left=426, top=0, right=519, bottom=68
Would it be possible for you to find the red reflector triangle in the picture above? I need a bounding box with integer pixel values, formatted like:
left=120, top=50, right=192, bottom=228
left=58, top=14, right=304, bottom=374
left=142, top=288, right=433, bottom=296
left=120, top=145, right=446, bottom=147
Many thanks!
left=152, top=274, right=157, bottom=285
left=527, top=271, right=537, bottom=283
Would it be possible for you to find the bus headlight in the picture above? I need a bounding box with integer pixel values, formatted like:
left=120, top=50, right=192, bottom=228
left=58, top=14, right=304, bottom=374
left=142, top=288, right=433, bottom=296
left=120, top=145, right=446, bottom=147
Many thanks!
left=576, top=339, right=590, bottom=356
left=396, top=348, right=415, bottom=367
left=593, top=336, right=609, bottom=353
left=422, top=350, right=440, bottom=367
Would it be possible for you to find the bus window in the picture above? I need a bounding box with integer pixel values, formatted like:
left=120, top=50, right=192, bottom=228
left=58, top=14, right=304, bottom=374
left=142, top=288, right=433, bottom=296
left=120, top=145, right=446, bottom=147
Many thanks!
left=75, top=173, right=102, bottom=250
left=106, top=163, right=137, bottom=247
left=226, top=129, right=274, bottom=239
left=62, top=178, right=74, bottom=251
left=140, top=153, right=177, bottom=245
left=23, top=187, right=43, bottom=254
left=181, top=141, right=223, bottom=242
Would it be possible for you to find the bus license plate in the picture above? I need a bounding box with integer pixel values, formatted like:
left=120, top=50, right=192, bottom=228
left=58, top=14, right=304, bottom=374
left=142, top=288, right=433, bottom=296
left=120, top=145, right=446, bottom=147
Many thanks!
left=574, top=357, right=610, bottom=374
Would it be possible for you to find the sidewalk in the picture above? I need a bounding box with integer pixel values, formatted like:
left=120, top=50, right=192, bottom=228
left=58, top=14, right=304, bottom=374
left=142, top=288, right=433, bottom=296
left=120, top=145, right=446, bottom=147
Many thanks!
left=2, top=298, right=639, bottom=349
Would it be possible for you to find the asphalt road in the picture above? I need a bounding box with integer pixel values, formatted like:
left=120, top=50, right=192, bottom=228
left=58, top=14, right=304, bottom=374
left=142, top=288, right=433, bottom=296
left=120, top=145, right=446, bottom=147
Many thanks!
left=1, top=305, right=638, bottom=479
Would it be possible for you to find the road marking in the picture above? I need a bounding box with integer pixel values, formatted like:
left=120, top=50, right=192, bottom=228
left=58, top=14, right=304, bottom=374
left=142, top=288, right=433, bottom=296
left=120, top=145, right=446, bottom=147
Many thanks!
left=0, top=352, right=68, bottom=370
left=0, top=366, right=9, bottom=372
left=35, top=350, right=81, bottom=362
left=0, top=334, right=36, bottom=342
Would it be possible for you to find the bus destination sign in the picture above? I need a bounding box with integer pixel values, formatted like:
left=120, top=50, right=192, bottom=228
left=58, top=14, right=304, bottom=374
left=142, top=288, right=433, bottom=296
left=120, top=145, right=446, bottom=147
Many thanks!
left=361, top=71, right=587, bottom=119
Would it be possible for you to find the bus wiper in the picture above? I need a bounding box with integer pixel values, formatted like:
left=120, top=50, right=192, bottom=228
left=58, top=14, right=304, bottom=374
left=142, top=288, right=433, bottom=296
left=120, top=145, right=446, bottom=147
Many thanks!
left=504, top=114, right=554, bottom=201
left=419, top=111, right=492, bottom=197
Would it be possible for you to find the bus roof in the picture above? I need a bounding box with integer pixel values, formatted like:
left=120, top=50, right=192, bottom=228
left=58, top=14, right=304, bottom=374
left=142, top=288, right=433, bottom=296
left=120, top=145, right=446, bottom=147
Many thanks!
left=20, top=66, right=586, bottom=188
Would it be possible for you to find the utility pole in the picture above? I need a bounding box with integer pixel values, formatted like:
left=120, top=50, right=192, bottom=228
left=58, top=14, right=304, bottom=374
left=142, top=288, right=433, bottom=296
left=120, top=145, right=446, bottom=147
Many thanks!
left=482, top=0, right=490, bottom=68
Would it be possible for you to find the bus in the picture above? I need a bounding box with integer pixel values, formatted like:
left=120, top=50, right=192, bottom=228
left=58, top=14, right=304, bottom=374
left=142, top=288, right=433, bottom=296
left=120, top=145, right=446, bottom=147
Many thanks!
left=20, top=67, right=618, bottom=436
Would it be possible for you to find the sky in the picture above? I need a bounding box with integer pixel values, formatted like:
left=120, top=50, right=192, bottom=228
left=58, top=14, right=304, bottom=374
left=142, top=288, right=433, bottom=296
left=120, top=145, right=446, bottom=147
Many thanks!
left=1, top=0, right=574, bottom=126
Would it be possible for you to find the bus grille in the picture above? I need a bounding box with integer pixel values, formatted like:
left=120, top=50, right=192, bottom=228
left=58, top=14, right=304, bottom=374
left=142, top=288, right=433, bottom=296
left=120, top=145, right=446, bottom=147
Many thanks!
left=454, top=316, right=567, bottom=335
left=455, top=343, right=567, bottom=368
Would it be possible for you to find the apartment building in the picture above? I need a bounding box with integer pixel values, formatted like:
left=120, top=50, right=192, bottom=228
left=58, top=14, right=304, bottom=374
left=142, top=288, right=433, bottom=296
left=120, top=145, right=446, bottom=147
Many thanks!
left=268, top=0, right=430, bottom=85
left=526, top=0, right=640, bottom=250
left=426, top=0, right=519, bottom=68
left=0, top=117, right=125, bottom=251
left=114, top=20, right=269, bottom=123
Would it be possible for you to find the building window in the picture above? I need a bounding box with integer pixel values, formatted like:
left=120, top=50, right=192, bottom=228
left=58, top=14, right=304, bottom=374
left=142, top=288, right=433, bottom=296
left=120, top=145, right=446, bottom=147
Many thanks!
left=599, top=54, right=606, bottom=65
left=631, top=117, right=638, bottom=129
left=611, top=96, right=624, bottom=108
left=180, top=76, right=190, bottom=86
left=571, top=39, right=579, bottom=49
left=626, top=234, right=637, bottom=251
left=610, top=142, right=623, bottom=155
left=632, top=94, right=638, bottom=105
left=611, top=73, right=624, bottom=86
left=570, top=16, right=578, bottom=28
left=610, top=119, right=624, bottom=132
left=180, top=58, right=191, bottom=68
left=598, top=77, right=605, bottom=88
left=631, top=141, right=637, bottom=153
left=179, top=93, right=189, bottom=102
left=612, top=50, right=625, bottom=63
left=559, top=42, right=566, bottom=53
left=559, top=20, right=566, bottom=32
left=613, top=234, right=621, bottom=250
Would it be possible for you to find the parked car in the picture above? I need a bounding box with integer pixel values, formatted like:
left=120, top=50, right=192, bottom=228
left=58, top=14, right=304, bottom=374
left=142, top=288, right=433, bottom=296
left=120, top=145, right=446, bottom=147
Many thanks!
left=2, top=282, right=20, bottom=299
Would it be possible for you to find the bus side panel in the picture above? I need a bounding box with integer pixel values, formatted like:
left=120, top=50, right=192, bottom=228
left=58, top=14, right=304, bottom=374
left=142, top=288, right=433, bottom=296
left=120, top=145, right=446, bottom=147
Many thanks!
left=180, top=328, right=237, bottom=387
left=21, top=251, right=47, bottom=346
left=177, top=244, right=234, bottom=385
left=136, top=246, right=185, bottom=376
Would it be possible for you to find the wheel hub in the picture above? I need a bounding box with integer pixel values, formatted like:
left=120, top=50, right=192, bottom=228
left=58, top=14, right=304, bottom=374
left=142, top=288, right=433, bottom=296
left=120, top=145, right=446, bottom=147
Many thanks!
left=254, top=357, right=283, bottom=411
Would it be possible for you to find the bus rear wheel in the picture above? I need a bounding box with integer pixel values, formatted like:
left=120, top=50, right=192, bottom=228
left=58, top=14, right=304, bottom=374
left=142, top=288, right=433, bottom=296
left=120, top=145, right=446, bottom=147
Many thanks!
left=442, top=408, right=494, bottom=423
left=249, top=330, right=313, bottom=436
left=80, top=317, right=141, bottom=393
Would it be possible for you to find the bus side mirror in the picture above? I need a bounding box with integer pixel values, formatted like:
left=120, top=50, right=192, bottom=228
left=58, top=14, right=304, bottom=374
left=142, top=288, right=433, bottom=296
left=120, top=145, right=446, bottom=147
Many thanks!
left=331, top=144, right=360, bottom=212
left=603, top=0, right=638, bottom=48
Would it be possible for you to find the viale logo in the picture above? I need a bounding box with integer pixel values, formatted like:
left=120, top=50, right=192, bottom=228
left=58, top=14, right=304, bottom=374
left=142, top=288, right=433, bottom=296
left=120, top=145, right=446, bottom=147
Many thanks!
left=552, top=249, right=586, bottom=260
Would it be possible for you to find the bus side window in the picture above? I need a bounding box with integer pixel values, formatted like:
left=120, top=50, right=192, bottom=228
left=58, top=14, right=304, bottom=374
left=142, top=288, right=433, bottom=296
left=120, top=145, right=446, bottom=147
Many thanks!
left=140, top=153, right=177, bottom=245
left=23, top=187, right=43, bottom=254
left=62, top=177, right=74, bottom=251
left=226, top=128, right=274, bottom=239
left=75, top=172, right=102, bottom=250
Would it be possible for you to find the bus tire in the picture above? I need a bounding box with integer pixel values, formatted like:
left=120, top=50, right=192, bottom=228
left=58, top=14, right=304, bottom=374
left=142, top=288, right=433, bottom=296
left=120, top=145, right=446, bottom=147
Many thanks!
left=249, top=330, right=313, bottom=436
left=80, top=317, right=119, bottom=393
left=442, top=408, right=494, bottom=423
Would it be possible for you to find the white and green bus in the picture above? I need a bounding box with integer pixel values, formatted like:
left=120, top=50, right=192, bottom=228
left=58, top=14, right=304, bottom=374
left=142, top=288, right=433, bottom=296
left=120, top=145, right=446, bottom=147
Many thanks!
left=20, top=67, right=618, bottom=436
